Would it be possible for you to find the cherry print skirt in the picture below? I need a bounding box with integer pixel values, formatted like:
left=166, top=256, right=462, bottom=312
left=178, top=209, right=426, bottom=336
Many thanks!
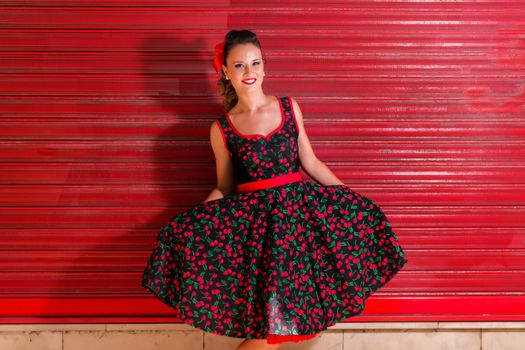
left=141, top=175, right=408, bottom=344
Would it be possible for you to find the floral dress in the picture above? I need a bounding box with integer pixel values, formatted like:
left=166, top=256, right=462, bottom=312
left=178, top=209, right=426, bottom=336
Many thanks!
left=141, top=96, right=408, bottom=344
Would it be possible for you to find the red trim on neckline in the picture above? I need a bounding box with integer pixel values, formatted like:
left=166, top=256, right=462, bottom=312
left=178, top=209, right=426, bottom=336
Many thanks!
left=224, top=96, right=285, bottom=140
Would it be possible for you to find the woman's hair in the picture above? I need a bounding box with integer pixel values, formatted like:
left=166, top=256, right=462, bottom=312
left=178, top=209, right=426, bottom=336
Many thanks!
left=217, top=29, right=264, bottom=111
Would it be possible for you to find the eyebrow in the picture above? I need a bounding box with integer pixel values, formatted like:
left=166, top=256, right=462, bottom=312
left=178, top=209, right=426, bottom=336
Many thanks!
left=232, top=59, right=261, bottom=63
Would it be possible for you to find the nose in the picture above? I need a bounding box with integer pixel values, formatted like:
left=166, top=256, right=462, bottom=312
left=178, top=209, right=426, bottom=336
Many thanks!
left=245, top=64, right=257, bottom=75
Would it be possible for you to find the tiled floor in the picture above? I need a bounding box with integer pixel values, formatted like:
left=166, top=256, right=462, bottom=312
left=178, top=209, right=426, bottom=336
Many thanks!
left=0, top=323, right=524, bottom=350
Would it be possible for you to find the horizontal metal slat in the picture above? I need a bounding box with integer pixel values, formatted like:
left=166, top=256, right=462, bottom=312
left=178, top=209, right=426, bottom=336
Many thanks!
left=1, top=227, right=523, bottom=250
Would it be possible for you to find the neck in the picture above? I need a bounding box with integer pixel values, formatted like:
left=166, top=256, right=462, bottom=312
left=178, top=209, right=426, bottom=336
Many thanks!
left=234, top=90, right=269, bottom=113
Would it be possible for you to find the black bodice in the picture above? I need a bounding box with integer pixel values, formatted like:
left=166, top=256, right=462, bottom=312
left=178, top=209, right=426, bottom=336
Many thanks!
left=216, top=96, right=301, bottom=185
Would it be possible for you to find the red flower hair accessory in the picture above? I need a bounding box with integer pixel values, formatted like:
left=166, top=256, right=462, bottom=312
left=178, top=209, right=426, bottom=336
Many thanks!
left=213, top=41, right=225, bottom=75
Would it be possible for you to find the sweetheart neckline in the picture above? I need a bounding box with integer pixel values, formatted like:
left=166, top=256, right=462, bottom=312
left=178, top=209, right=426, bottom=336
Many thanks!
left=224, top=96, right=285, bottom=140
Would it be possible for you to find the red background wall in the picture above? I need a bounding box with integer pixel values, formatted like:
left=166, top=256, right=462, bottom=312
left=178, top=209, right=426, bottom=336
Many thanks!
left=1, top=1, right=524, bottom=323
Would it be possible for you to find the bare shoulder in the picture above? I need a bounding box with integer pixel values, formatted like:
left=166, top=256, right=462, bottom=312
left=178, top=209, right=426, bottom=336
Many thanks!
left=288, top=96, right=307, bottom=136
left=209, top=118, right=221, bottom=138
left=289, top=96, right=304, bottom=124
left=287, top=96, right=319, bottom=169
left=209, top=118, right=226, bottom=153
left=209, top=117, right=234, bottom=193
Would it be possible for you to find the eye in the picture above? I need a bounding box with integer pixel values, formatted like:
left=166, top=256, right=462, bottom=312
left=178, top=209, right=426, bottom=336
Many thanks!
left=234, top=61, right=260, bottom=68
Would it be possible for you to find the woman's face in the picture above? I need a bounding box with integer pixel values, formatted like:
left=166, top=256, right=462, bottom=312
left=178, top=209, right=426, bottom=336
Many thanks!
left=222, top=43, right=264, bottom=92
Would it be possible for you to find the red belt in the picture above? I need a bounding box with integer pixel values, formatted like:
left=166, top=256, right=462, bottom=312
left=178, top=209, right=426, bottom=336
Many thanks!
left=237, top=172, right=303, bottom=193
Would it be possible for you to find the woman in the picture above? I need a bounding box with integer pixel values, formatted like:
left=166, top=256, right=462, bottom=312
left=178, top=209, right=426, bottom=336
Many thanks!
left=142, top=29, right=408, bottom=350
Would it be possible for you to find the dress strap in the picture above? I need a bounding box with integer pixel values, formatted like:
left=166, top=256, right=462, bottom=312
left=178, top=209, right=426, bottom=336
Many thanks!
left=280, top=96, right=300, bottom=138
left=215, top=117, right=233, bottom=157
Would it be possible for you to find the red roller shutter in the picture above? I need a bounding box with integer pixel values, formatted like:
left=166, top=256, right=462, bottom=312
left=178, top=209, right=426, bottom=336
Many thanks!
left=0, top=1, right=524, bottom=323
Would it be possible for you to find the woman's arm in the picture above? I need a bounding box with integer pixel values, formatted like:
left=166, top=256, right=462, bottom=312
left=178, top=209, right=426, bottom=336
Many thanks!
left=290, top=97, right=346, bottom=186
left=202, top=119, right=235, bottom=203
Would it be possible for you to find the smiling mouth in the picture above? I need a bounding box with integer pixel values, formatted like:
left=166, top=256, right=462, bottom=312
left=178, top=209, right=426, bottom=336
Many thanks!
left=242, top=78, right=256, bottom=85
